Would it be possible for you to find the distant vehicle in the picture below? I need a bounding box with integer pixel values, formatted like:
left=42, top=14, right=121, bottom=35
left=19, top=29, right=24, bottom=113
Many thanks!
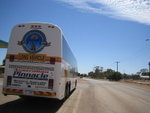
left=2, top=23, right=78, bottom=100
left=139, top=72, right=150, bottom=80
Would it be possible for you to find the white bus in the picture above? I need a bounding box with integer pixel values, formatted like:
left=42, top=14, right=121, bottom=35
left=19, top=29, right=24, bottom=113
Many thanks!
left=3, top=23, right=78, bottom=100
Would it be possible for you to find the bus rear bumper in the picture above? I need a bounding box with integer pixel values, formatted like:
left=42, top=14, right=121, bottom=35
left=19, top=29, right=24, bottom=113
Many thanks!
left=3, top=88, right=57, bottom=98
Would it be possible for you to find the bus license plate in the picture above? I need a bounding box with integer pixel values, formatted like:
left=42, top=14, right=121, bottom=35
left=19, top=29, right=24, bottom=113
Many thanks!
left=24, top=90, right=33, bottom=95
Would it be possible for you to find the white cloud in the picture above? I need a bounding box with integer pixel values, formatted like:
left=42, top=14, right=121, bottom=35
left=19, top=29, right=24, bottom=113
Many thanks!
left=58, top=0, right=150, bottom=25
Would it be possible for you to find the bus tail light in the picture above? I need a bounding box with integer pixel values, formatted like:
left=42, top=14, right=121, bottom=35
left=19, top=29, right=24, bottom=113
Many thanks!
left=50, top=57, right=55, bottom=64
left=7, top=76, right=12, bottom=86
left=48, top=79, right=53, bottom=89
left=9, top=55, right=15, bottom=62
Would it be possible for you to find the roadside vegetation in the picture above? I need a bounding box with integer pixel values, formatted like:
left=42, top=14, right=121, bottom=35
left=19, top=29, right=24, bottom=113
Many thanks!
left=78, top=66, right=150, bottom=81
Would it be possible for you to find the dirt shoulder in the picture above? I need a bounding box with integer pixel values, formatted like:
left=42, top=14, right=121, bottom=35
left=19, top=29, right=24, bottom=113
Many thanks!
left=120, top=79, right=150, bottom=89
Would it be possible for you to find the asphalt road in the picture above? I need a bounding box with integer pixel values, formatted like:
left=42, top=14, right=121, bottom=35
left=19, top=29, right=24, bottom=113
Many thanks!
left=0, top=78, right=150, bottom=113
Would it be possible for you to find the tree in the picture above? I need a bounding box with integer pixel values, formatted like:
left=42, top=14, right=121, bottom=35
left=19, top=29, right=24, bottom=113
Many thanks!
left=80, top=74, right=87, bottom=77
left=77, top=72, right=81, bottom=76
left=104, top=69, right=115, bottom=77
left=140, top=68, right=148, bottom=73
left=148, top=72, right=150, bottom=77
left=88, top=67, right=124, bottom=80
left=107, top=71, right=122, bottom=81
left=88, top=71, right=94, bottom=78
left=113, top=72, right=122, bottom=81
left=122, top=73, right=130, bottom=79
left=93, top=66, right=104, bottom=79
left=131, top=74, right=140, bottom=80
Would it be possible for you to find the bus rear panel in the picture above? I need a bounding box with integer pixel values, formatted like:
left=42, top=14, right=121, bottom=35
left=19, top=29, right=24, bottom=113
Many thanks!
left=3, top=23, right=77, bottom=100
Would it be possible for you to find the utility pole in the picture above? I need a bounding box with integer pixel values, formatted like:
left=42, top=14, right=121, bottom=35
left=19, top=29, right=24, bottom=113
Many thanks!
left=115, top=61, right=120, bottom=72
left=148, top=62, right=150, bottom=73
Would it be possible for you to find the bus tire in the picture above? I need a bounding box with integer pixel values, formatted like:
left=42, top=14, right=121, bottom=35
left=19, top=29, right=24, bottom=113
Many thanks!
left=64, top=83, right=69, bottom=99
left=67, top=83, right=70, bottom=97
left=69, top=82, right=71, bottom=94
left=75, top=80, right=77, bottom=89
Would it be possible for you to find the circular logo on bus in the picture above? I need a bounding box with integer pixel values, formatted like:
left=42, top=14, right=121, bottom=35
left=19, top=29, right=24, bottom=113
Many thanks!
left=18, top=30, right=51, bottom=53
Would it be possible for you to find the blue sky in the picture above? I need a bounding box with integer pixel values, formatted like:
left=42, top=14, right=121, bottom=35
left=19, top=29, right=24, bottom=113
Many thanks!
left=0, top=0, right=150, bottom=74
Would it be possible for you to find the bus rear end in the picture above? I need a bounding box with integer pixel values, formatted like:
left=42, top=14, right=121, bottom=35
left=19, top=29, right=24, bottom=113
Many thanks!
left=3, top=23, right=62, bottom=99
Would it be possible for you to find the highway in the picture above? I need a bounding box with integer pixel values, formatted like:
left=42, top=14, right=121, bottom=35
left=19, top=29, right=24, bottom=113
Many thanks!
left=0, top=78, right=150, bottom=113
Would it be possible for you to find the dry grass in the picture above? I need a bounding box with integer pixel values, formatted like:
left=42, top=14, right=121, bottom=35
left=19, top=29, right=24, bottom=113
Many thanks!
left=120, top=80, right=150, bottom=89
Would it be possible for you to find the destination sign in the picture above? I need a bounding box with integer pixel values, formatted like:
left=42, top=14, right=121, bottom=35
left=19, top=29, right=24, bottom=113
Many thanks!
left=18, top=53, right=46, bottom=62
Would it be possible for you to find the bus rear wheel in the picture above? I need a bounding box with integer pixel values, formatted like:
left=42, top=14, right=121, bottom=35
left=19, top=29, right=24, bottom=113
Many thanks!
left=75, top=80, right=77, bottom=89
left=64, top=83, right=70, bottom=99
